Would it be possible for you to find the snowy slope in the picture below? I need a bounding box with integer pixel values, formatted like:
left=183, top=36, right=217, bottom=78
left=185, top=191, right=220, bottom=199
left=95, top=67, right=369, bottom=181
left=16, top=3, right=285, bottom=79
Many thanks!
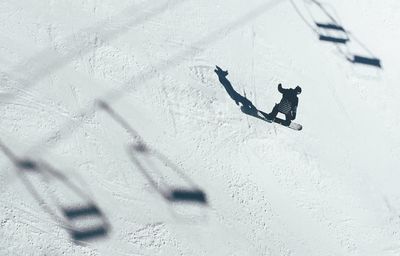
left=1, top=0, right=400, bottom=255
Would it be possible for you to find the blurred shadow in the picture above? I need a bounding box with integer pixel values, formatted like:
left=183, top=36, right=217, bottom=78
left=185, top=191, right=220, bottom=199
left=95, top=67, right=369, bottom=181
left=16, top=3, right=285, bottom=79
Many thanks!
left=98, top=100, right=207, bottom=205
left=168, top=189, right=207, bottom=203
left=319, top=35, right=349, bottom=44
left=0, top=0, right=186, bottom=102
left=62, top=204, right=109, bottom=241
left=316, top=22, right=346, bottom=32
left=290, top=0, right=382, bottom=68
left=0, top=139, right=110, bottom=242
left=347, top=55, right=381, bottom=67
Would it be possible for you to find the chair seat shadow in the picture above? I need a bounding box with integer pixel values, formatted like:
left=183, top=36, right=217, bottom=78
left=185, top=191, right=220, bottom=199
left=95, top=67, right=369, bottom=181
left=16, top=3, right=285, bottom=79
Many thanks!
left=347, top=55, right=381, bottom=68
left=167, top=189, right=207, bottom=204
left=69, top=226, right=109, bottom=241
left=319, top=35, right=349, bottom=44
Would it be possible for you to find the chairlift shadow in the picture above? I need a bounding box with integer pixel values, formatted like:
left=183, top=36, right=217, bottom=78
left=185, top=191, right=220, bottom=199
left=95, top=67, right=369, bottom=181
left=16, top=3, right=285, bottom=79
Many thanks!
left=291, top=0, right=382, bottom=69
left=98, top=100, right=208, bottom=206
left=0, top=140, right=110, bottom=243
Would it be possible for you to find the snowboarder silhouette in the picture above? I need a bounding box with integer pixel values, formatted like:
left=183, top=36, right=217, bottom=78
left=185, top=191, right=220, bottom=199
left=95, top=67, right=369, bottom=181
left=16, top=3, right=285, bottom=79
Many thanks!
left=214, top=65, right=302, bottom=130
left=268, top=84, right=302, bottom=124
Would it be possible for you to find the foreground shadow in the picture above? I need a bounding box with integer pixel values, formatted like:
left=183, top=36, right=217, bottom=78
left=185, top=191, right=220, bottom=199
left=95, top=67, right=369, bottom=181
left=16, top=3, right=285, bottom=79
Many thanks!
left=290, top=0, right=382, bottom=69
left=98, top=101, right=207, bottom=205
left=0, top=140, right=110, bottom=243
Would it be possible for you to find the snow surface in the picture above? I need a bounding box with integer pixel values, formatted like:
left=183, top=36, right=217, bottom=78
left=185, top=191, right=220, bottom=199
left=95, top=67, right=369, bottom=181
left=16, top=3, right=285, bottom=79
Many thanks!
left=1, top=0, right=400, bottom=255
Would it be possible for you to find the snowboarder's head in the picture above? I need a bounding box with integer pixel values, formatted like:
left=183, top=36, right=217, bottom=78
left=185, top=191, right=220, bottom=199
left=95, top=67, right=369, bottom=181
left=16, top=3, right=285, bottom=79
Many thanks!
left=295, top=86, right=302, bottom=94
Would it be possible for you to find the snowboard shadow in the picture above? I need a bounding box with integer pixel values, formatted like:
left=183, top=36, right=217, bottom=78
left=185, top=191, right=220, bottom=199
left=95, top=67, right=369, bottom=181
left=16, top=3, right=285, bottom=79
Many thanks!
left=214, top=65, right=271, bottom=122
left=0, top=140, right=110, bottom=243
left=97, top=100, right=208, bottom=206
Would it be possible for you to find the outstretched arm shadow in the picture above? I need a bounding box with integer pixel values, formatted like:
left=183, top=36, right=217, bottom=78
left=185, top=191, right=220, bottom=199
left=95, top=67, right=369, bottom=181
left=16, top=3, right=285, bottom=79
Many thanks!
left=214, top=65, right=270, bottom=121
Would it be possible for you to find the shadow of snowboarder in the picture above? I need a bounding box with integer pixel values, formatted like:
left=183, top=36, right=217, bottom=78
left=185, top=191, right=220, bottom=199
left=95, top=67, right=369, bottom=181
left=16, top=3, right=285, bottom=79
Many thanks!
left=214, top=65, right=303, bottom=130
left=214, top=65, right=260, bottom=116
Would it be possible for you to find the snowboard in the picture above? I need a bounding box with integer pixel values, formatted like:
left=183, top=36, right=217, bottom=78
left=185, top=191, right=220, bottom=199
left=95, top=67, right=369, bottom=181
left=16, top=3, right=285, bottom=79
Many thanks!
left=258, top=110, right=303, bottom=131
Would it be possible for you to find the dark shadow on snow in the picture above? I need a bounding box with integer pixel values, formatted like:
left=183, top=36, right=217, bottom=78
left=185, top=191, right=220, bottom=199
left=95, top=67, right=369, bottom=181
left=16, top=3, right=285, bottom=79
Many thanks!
left=0, top=0, right=186, bottom=103
left=22, top=0, right=285, bottom=157
left=290, top=0, right=382, bottom=68
left=214, top=66, right=304, bottom=130
left=97, top=100, right=207, bottom=205
left=214, top=65, right=270, bottom=122
left=62, top=204, right=109, bottom=241
left=347, top=55, right=381, bottom=67
left=0, top=140, right=110, bottom=243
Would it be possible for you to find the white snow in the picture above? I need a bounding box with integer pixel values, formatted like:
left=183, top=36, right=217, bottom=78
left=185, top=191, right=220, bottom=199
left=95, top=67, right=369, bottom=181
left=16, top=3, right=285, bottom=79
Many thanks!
left=1, top=0, right=400, bottom=255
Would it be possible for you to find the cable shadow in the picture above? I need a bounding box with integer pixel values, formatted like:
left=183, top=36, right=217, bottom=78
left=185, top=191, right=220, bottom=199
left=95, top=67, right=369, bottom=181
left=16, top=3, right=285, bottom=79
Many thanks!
left=0, top=139, right=110, bottom=243
left=290, top=0, right=382, bottom=69
left=24, top=0, right=284, bottom=157
left=0, top=0, right=284, bottom=228
left=97, top=100, right=207, bottom=205
left=0, top=0, right=185, bottom=102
